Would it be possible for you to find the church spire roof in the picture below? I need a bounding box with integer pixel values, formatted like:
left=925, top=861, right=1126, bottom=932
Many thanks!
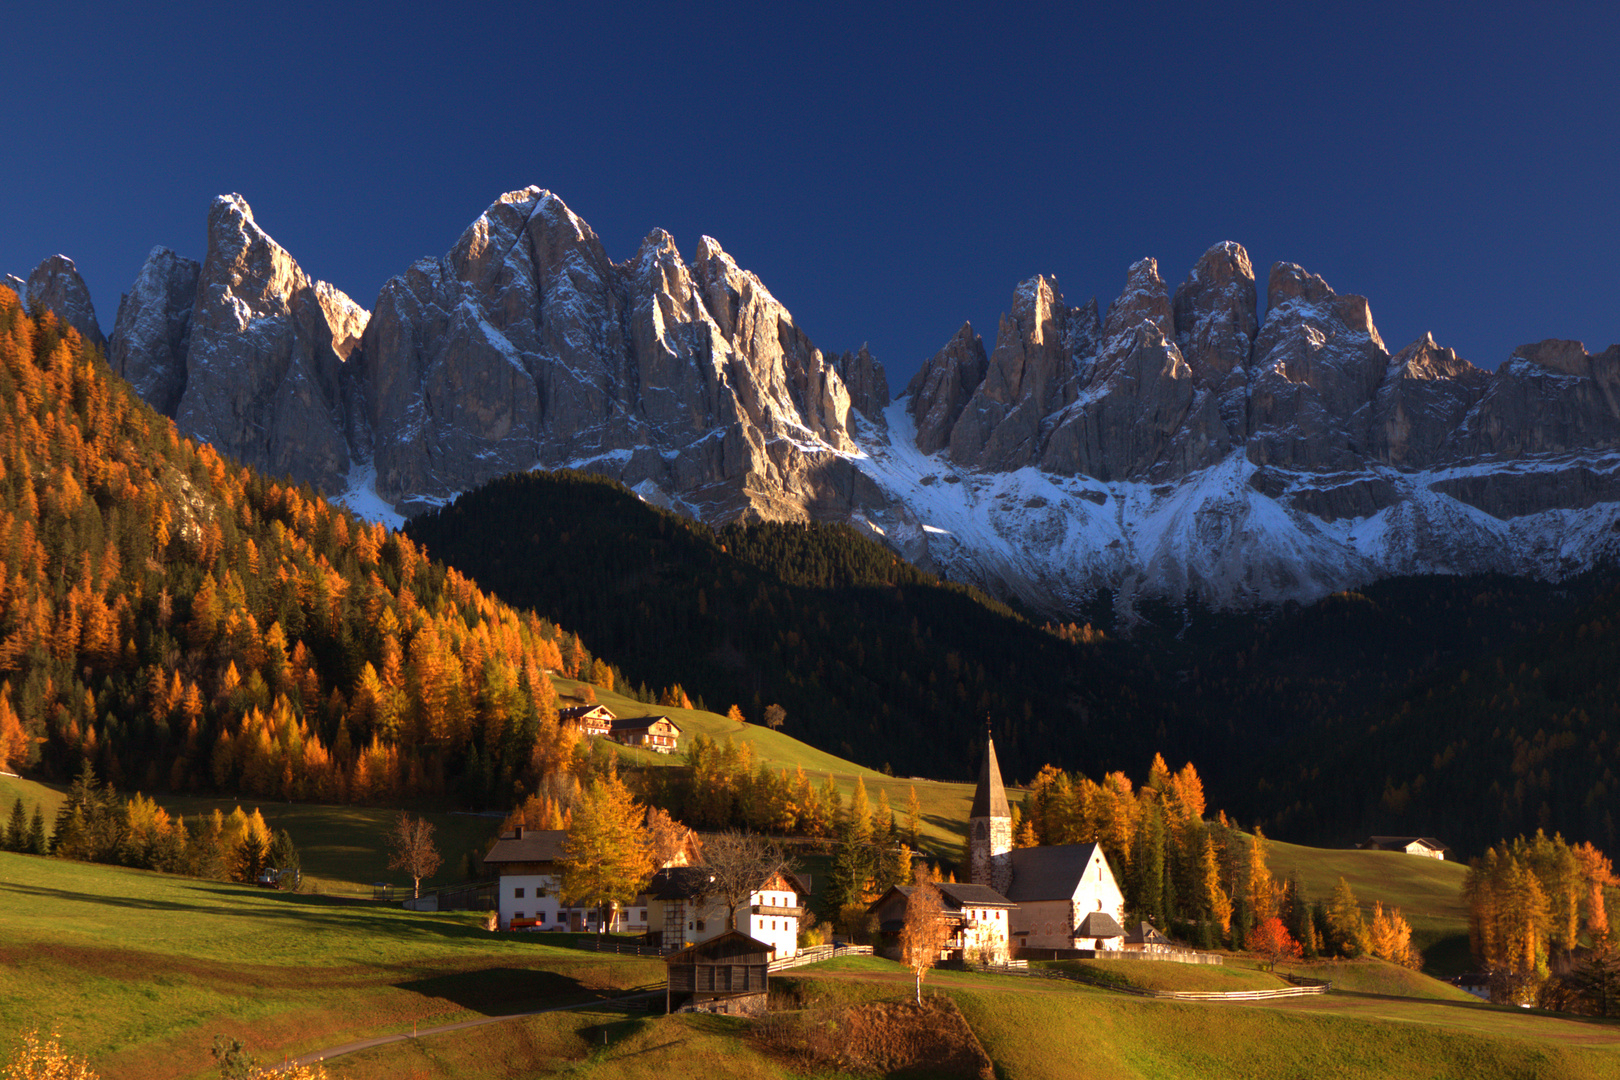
left=971, top=729, right=1011, bottom=820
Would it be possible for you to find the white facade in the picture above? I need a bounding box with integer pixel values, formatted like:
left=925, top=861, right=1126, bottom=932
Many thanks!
left=498, top=870, right=563, bottom=930
left=497, top=871, right=651, bottom=932
left=651, top=872, right=803, bottom=959
left=1009, top=844, right=1127, bottom=951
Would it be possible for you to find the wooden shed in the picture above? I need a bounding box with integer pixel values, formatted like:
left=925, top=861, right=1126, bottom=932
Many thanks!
left=665, top=930, right=772, bottom=1015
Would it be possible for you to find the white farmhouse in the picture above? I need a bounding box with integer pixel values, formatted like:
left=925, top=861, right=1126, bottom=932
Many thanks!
left=647, top=865, right=810, bottom=960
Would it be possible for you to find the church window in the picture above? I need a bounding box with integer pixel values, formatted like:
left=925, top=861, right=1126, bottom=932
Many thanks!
left=976, top=821, right=987, bottom=840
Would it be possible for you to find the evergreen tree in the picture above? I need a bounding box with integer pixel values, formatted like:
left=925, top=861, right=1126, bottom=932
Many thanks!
left=26, top=805, right=47, bottom=854
left=268, top=828, right=300, bottom=875
left=5, top=797, right=25, bottom=851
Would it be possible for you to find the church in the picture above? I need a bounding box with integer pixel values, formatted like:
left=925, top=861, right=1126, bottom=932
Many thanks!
left=970, top=731, right=1128, bottom=953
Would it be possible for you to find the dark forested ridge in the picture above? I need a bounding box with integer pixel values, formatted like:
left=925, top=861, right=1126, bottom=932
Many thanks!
left=405, top=470, right=1167, bottom=784
left=1251, top=575, right=1620, bottom=856
left=407, top=469, right=1619, bottom=858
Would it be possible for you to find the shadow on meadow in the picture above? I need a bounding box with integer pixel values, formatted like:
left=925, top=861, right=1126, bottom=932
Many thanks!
left=395, top=967, right=598, bottom=1015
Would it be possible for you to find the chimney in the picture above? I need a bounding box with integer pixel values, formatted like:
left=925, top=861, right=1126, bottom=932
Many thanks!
left=516, top=826, right=527, bottom=840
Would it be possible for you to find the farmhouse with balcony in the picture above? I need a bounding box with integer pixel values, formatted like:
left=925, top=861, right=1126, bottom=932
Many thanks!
left=869, top=880, right=1015, bottom=963
left=609, top=714, right=682, bottom=753
left=646, top=865, right=809, bottom=959
left=558, top=704, right=615, bottom=737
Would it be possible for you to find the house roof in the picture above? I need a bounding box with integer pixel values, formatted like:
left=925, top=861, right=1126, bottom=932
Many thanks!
left=649, top=865, right=810, bottom=900
left=559, top=704, right=615, bottom=721
left=939, top=882, right=1014, bottom=908
left=1076, top=911, right=1125, bottom=938
left=1367, top=836, right=1447, bottom=850
left=609, top=714, right=682, bottom=734
left=867, top=881, right=1012, bottom=915
left=665, top=929, right=773, bottom=964
left=484, top=828, right=567, bottom=865
left=648, top=866, right=716, bottom=900
left=1005, top=842, right=1105, bottom=902
left=1123, top=921, right=1171, bottom=944
left=970, top=733, right=1011, bottom=820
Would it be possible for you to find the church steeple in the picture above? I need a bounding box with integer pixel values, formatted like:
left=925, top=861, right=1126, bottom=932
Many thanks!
left=971, top=730, right=1011, bottom=820
left=970, top=726, right=1012, bottom=894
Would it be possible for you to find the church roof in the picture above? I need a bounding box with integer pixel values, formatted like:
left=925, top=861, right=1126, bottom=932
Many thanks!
left=1076, top=911, right=1125, bottom=938
left=970, top=733, right=1011, bottom=820
left=1004, top=842, right=1105, bottom=902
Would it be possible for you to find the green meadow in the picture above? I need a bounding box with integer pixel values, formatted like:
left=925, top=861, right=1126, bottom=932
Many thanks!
left=3, top=851, right=1617, bottom=1080
left=0, top=851, right=661, bottom=1080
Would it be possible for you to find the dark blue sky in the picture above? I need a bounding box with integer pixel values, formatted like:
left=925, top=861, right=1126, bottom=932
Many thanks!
left=4, top=2, right=1615, bottom=385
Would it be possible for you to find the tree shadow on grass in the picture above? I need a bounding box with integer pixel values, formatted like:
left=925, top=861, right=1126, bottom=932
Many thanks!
left=395, top=967, right=594, bottom=1016
left=0, top=878, right=496, bottom=944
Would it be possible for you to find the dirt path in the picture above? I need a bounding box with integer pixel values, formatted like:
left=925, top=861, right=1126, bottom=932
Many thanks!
left=287, top=991, right=664, bottom=1067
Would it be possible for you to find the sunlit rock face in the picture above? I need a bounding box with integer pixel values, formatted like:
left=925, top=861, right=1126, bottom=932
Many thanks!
left=22, top=255, right=105, bottom=350
left=57, top=194, right=1620, bottom=613
left=172, top=195, right=363, bottom=491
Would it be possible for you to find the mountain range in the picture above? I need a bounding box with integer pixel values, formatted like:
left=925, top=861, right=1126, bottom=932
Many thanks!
left=14, top=190, right=1620, bottom=615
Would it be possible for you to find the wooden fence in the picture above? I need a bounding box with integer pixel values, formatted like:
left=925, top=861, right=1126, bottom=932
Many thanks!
left=769, top=943, right=873, bottom=971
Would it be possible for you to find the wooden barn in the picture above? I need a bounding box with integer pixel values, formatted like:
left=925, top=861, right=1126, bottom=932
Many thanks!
left=665, top=930, right=772, bottom=1015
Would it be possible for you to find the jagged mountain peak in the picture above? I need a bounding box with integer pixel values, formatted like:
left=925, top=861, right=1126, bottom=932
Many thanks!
left=36, top=191, right=1618, bottom=615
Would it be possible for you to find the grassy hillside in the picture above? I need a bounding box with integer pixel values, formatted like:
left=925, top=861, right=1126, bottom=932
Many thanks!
left=0, top=851, right=662, bottom=1080
left=779, top=962, right=1620, bottom=1080
left=7, top=853, right=1614, bottom=1080
left=1266, top=837, right=1472, bottom=974
left=555, top=678, right=994, bottom=859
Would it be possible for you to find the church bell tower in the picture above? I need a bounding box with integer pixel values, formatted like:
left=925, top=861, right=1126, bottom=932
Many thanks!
left=969, top=727, right=1012, bottom=894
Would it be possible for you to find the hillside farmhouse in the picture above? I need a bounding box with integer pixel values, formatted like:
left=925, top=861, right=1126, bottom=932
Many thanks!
left=558, top=704, right=615, bottom=737
left=646, top=865, right=810, bottom=960
left=609, top=714, right=682, bottom=753
left=1360, top=836, right=1449, bottom=860
left=869, top=881, right=1015, bottom=963
left=483, top=822, right=697, bottom=932
left=971, top=733, right=1128, bottom=953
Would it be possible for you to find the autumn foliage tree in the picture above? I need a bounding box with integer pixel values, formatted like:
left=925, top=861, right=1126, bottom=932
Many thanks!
left=899, top=865, right=952, bottom=1003
left=3, top=1028, right=99, bottom=1080
left=0, top=286, right=608, bottom=812
left=559, top=768, right=654, bottom=930
left=1249, top=916, right=1303, bottom=971
left=386, top=813, right=442, bottom=899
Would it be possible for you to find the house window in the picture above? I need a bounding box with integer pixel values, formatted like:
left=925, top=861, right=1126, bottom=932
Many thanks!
left=538, top=913, right=546, bottom=923
left=515, top=912, right=524, bottom=919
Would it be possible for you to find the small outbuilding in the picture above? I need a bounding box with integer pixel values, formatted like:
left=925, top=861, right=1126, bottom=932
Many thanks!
left=1122, top=921, right=1174, bottom=952
left=1360, top=836, right=1450, bottom=860
left=665, top=930, right=772, bottom=1015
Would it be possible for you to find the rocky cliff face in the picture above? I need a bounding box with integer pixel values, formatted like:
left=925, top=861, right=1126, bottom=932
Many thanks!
left=173, top=195, right=363, bottom=492
left=49, top=190, right=1620, bottom=613
left=17, top=255, right=105, bottom=350
left=351, top=187, right=864, bottom=518
left=108, top=247, right=199, bottom=416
